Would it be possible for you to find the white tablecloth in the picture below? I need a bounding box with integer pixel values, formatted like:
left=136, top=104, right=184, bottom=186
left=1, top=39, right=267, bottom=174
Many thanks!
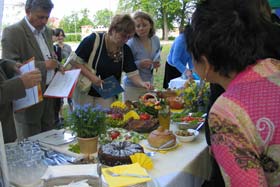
left=26, top=124, right=211, bottom=187
left=168, top=77, right=200, bottom=89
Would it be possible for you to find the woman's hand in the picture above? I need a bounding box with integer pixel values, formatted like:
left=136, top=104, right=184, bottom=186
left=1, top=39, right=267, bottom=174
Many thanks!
left=153, top=61, right=160, bottom=69
left=92, top=75, right=103, bottom=87
left=185, top=69, right=194, bottom=80
left=141, top=81, right=154, bottom=90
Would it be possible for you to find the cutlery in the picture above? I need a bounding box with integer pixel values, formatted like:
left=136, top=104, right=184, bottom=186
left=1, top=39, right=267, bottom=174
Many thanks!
left=158, top=139, right=175, bottom=150
left=96, top=158, right=102, bottom=187
left=201, top=113, right=207, bottom=118
left=105, top=170, right=150, bottom=178
left=195, top=122, right=205, bottom=131
left=145, top=152, right=156, bottom=157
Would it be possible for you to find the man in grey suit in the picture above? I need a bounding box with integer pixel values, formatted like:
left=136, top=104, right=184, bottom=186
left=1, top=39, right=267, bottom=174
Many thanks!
left=0, top=59, right=41, bottom=143
left=1, top=0, right=59, bottom=139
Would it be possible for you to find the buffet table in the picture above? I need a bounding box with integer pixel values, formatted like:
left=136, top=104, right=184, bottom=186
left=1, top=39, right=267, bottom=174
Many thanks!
left=146, top=124, right=211, bottom=187
left=25, top=123, right=211, bottom=187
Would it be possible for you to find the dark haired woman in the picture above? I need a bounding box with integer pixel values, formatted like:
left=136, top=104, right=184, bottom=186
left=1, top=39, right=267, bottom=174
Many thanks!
left=187, top=0, right=280, bottom=186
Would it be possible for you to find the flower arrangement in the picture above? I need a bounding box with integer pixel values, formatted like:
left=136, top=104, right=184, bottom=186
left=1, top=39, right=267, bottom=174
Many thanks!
left=178, top=80, right=210, bottom=112
left=64, top=104, right=107, bottom=138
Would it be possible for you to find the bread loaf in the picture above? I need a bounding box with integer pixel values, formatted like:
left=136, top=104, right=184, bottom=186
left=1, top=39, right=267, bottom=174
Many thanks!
left=147, top=126, right=176, bottom=148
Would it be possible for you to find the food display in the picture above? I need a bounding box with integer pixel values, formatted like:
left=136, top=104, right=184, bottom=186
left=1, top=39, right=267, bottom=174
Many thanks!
left=172, top=111, right=205, bottom=123
left=123, top=118, right=159, bottom=133
left=167, top=96, right=184, bottom=109
left=175, top=129, right=199, bottom=142
left=156, top=89, right=177, bottom=99
left=99, top=128, right=145, bottom=145
left=175, top=130, right=194, bottom=136
left=147, top=126, right=176, bottom=148
left=98, top=141, right=144, bottom=166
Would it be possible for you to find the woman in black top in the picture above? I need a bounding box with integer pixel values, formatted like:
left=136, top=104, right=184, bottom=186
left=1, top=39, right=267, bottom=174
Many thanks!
left=69, top=14, right=152, bottom=108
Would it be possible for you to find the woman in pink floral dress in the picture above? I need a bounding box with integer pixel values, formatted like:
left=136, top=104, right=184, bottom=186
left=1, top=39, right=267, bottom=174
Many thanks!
left=187, top=0, right=280, bottom=186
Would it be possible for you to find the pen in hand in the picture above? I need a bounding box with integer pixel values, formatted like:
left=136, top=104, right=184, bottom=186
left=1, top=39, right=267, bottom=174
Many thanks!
left=99, top=75, right=103, bottom=90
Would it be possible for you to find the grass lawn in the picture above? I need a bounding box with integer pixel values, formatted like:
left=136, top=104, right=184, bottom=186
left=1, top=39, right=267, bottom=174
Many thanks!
left=153, top=42, right=171, bottom=89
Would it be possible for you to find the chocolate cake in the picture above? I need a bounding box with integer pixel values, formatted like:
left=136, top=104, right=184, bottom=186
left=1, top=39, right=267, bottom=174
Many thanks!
left=98, top=141, right=144, bottom=166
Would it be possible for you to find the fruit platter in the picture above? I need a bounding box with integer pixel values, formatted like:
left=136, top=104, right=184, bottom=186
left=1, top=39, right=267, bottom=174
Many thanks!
left=99, top=128, right=146, bottom=145
left=171, top=111, right=205, bottom=129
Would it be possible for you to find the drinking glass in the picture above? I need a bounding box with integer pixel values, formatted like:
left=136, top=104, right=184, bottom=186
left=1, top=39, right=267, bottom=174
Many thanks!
left=158, top=106, right=171, bottom=130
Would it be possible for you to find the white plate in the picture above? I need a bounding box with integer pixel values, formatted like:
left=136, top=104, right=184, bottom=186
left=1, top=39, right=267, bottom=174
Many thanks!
left=142, top=140, right=178, bottom=151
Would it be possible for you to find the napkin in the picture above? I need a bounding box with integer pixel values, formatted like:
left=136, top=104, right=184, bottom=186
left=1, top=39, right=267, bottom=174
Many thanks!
left=102, top=163, right=151, bottom=187
left=41, top=164, right=98, bottom=180
left=130, top=153, right=153, bottom=170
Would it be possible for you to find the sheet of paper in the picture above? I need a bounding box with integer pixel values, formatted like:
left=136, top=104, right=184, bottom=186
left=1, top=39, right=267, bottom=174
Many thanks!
left=92, top=75, right=124, bottom=99
left=13, top=60, right=40, bottom=111
left=46, top=69, right=55, bottom=85
left=44, top=69, right=81, bottom=98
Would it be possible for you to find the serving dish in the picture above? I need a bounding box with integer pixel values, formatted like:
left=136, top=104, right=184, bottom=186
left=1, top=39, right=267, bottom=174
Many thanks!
left=142, top=140, right=179, bottom=151
left=175, top=121, right=199, bottom=130
left=175, top=129, right=199, bottom=142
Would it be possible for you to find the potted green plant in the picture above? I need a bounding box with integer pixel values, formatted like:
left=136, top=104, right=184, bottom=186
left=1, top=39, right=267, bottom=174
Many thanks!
left=65, top=104, right=107, bottom=154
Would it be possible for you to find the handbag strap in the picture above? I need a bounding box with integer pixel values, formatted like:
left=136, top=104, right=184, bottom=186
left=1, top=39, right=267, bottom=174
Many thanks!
left=87, top=32, right=100, bottom=69
left=94, top=33, right=105, bottom=72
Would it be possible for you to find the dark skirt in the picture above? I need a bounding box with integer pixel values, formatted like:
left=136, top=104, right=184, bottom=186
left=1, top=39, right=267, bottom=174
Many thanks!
left=162, top=62, right=181, bottom=89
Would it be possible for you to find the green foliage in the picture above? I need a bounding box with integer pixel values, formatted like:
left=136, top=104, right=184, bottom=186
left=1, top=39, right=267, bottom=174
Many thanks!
left=68, top=143, right=80, bottom=153
left=78, top=9, right=94, bottom=28
left=153, top=43, right=171, bottom=89
left=178, top=80, right=210, bottom=112
left=64, top=104, right=108, bottom=138
left=93, top=9, right=113, bottom=27
left=59, top=9, right=93, bottom=33
left=117, top=0, right=195, bottom=40
left=64, top=33, right=82, bottom=42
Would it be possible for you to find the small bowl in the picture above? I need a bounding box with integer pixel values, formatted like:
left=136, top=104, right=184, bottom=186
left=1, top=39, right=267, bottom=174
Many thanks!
left=175, top=129, right=199, bottom=142
left=176, top=122, right=199, bottom=130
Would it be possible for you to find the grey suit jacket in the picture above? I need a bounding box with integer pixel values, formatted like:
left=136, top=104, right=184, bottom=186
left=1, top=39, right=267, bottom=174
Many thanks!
left=1, top=18, right=55, bottom=91
left=0, top=60, right=25, bottom=143
left=1, top=18, right=55, bottom=132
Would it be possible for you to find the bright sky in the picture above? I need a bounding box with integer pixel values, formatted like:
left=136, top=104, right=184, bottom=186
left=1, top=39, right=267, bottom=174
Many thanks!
left=51, top=0, right=119, bottom=18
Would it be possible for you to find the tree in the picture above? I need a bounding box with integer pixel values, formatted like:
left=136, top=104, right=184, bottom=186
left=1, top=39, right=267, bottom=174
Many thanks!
left=59, top=9, right=93, bottom=33
left=117, top=0, right=196, bottom=40
left=78, top=9, right=94, bottom=28
left=117, top=0, right=188, bottom=40
left=93, top=9, right=113, bottom=27
left=59, top=12, right=79, bottom=33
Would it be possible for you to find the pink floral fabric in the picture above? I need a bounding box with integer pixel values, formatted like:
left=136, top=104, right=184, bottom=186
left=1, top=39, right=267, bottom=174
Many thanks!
left=209, top=58, right=280, bottom=187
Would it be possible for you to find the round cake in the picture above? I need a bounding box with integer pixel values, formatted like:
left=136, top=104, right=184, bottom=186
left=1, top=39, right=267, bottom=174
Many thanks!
left=98, top=141, right=144, bottom=166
